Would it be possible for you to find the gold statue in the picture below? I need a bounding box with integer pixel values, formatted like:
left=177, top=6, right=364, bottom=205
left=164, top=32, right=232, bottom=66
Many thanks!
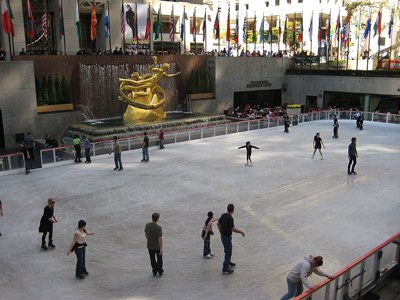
left=118, top=56, right=181, bottom=123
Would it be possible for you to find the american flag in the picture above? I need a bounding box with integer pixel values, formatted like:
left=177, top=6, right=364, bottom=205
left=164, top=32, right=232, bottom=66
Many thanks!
left=41, top=10, right=47, bottom=38
left=120, top=3, right=125, bottom=34
left=169, top=8, right=174, bottom=42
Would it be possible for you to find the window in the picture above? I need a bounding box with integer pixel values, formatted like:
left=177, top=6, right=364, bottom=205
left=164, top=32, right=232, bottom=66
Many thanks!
left=275, top=0, right=280, bottom=5
left=265, top=1, right=269, bottom=7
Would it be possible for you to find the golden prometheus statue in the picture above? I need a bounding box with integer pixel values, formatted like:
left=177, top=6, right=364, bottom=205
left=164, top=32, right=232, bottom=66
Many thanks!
left=118, top=56, right=181, bottom=123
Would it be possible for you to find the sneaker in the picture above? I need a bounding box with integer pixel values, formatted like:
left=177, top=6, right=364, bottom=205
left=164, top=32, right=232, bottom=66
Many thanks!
left=204, top=254, right=212, bottom=258
left=77, top=274, right=85, bottom=279
left=209, top=252, right=215, bottom=256
left=41, top=244, right=48, bottom=250
left=222, top=268, right=234, bottom=274
left=229, top=262, right=236, bottom=267
left=158, top=270, right=164, bottom=276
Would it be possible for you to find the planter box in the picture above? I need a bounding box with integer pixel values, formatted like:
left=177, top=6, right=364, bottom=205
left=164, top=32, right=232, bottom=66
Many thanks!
left=37, top=103, right=74, bottom=113
left=187, top=93, right=215, bottom=101
left=286, top=108, right=301, bottom=115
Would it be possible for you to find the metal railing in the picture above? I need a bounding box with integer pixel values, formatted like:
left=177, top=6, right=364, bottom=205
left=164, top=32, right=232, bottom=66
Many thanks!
left=1, top=111, right=399, bottom=173
left=295, top=231, right=400, bottom=300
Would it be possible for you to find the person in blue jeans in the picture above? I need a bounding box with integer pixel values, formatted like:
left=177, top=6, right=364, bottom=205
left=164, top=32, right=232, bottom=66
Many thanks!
left=110, top=136, right=123, bottom=171
left=67, top=220, right=94, bottom=279
left=217, top=204, right=245, bottom=274
left=280, top=255, right=332, bottom=300
left=82, top=135, right=92, bottom=163
left=202, top=211, right=218, bottom=258
left=142, top=132, right=149, bottom=162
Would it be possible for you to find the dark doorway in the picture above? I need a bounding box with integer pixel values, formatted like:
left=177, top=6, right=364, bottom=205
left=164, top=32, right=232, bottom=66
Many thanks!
left=0, top=110, right=4, bottom=151
left=234, top=89, right=282, bottom=109
left=306, top=95, right=318, bottom=110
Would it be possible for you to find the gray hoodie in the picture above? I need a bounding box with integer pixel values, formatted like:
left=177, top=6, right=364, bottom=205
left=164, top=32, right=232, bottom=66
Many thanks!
left=286, top=255, right=330, bottom=288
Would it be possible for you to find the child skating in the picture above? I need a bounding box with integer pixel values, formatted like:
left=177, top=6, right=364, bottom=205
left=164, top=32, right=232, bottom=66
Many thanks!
left=312, top=133, right=325, bottom=160
left=238, top=141, right=260, bottom=166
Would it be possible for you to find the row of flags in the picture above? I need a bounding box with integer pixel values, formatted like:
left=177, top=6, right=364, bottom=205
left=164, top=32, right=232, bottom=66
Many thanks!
left=1, top=1, right=395, bottom=48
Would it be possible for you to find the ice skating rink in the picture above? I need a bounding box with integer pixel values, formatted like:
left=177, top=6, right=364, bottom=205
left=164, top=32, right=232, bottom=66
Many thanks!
left=0, top=120, right=399, bottom=300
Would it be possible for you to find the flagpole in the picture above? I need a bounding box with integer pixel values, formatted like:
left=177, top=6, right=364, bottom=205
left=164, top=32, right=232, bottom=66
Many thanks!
left=7, top=32, right=12, bottom=60
left=293, top=12, right=296, bottom=53
left=107, top=1, right=112, bottom=52
left=366, top=12, right=371, bottom=71
left=309, top=11, right=312, bottom=58
left=61, top=0, right=67, bottom=55
left=277, top=15, right=280, bottom=53
left=217, top=7, right=220, bottom=53
left=262, top=13, right=264, bottom=55
left=336, top=10, right=340, bottom=70
left=388, top=9, right=394, bottom=70
left=327, top=10, right=331, bottom=70
left=377, top=11, right=381, bottom=69
left=345, top=14, right=350, bottom=70
left=204, top=8, right=207, bottom=54
left=160, top=4, right=163, bottom=53
left=172, top=5, right=175, bottom=54
left=135, top=2, right=139, bottom=50
left=356, top=8, right=361, bottom=70
left=270, top=14, right=272, bottom=54
left=183, top=6, right=186, bottom=53
left=194, top=7, right=197, bottom=55
left=122, top=0, right=126, bottom=53
left=148, top=2, right=152, bottom=54
left=284, top=15, right=287, bottom=52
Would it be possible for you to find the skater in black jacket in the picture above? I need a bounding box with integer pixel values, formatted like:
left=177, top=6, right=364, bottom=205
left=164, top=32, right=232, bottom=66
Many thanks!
left=238, top=141, right=260, bottom=166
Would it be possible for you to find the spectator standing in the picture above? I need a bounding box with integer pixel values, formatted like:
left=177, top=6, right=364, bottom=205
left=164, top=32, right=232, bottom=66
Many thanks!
left=142, top=132, right=149, bottom=162
left=73, top=135, right=82, bottom=163
left=332, top=114, right=339, bottom=138
left=159, top=128, right=165, bottom=149
left=23, top=132, right=35, bottom=162
left=67, top=220, right=94, bottom=279
left=38, top=198, right=57, bottom=250
left=217, top=204, right=245, bottom=274
left=280, top=255, right=332, bottom=300
left=19, top=142, right=31, bottom=174
left=110, top=136, right=123, bottom=171
left=348, top=137, right=358, bottom=175
left=82, top=135, right=92, bottom=163
left=312, top=133, right=325, bottom=160
left=145, top=213, right=164, bottom=276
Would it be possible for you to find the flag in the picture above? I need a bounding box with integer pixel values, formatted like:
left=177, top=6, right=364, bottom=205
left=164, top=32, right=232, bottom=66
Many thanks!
left=259, top=13, right=264, bottom=43
left=243, top=12, right=247, bottom=42
left=213, top=9, right=219, bottom=39
left=298, top=17, right=303, bottom=43
left=325, top=17, right=330, bottom=42
left=355, top=18, right=359, bottom=39
left=104, top=5, right=110, bottom=39
left=373, top=10, right=381, bottom=37
left=27, top=0, right=35, bottom=39
left=363, top=15, right=371, bottom=39
left=283, top=16, right=287, bottom=44
left=41, top=9, right=47, bottom=38
left=268, top=15, right=273, bottom=43
left=2, top=0, right=11, bottom=34
left=233, top=11, right=238, bottom=43
left=58, top=0, right=64, bottom=39
left=292, top=14, right=296, bottom=43
left=7, top=0, right=14, bottom=37
left=192, top=9, right=196, bottom=41
left=121, top=3, right=125, bottom=35
left=90, top=0, right=97, bottom=41
left=308, top=13, right=313, bottom=41
left=75, top=0, right=81, bottom=39
left=169, top=8, right=174, bottom=42
left=144, top=4, right=150, bottom=40
left=317, top=13, right=321, bottom=44
left=335, top=12, right=341, bottom=44
left=202, top=9, right=206, bottom=42
left=226, top=7, right=230, bottom=42
left=388, top=9, right=394, bottom=38
left=154, top=7, right=160, bottom=39
left=180, top=10, right=185, bottom=41
left=252, top=14, right=256, bottom=43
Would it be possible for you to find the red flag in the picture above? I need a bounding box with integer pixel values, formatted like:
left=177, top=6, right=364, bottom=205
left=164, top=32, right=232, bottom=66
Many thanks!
left=90, top=0, right=97, bottom=41
left=1, top=0, right=11, bottom=34
left=213, top=9, right=219, bottom=39
left=226, top=8, right=230, bottom=42
left=27, top=0, right=35, bottom=39
left=377, top=10, right=382, bottom=35
left=233, top=11, right=238, bottom=43
left=144, top=4, right=150, bottom=40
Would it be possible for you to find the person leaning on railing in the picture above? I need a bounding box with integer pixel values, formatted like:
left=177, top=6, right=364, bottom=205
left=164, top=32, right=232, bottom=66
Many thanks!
left=280, top=255, right=333, bottom=300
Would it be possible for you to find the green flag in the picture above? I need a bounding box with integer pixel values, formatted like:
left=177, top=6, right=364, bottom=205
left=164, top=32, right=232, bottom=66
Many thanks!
left=155, top=7, right=161, bottom=40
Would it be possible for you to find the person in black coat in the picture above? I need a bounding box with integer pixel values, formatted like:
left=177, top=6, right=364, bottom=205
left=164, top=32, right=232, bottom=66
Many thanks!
left=238, top=141, right=260, bottom=166
left=283, top=113, right=290, bottom=133
left=39, top=198, right=57, bottom=250
left=332, top=114, right=339, bottom=138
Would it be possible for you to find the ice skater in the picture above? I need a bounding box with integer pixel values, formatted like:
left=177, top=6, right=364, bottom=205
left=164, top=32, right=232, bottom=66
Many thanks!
left=82, top=135, right=92, bottom=163
left=0, top=200, right=3, bottom=236
left=38, top=198, right=57, bottom=250
left=109, top=136, right=123, bottom=171
left=332, top=114, right=339, bottom=138
left=73, top=135, right=82, bottom=163
left=159, top=128, right=165, bottom=149
left=280, top=255, right=332, bottom=300
left=312, top=133, right=325, bottom=160
left=202, top=211, right=217, bottom=258
left=238, top=141, right=260, bottom=166
left=283, top=113, right=290, bottom=133
left=142, top=132, right=150, bottom=162
left=348, top=137, right=358, bottom=175
left=67, top=220, right=94, bottom=279
left=145, top=213, right=163, bottom=276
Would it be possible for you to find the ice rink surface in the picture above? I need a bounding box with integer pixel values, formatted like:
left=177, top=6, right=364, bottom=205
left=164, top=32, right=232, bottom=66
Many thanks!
left=0, top=120, right=399, bottom=300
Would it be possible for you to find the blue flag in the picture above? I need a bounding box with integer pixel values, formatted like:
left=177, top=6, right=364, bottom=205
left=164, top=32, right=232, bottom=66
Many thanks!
left=259, top=15, right=264, bottom=43
left=363, top=16, right=371, bottom=39
left=104, top=7, right=110, bottom=39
